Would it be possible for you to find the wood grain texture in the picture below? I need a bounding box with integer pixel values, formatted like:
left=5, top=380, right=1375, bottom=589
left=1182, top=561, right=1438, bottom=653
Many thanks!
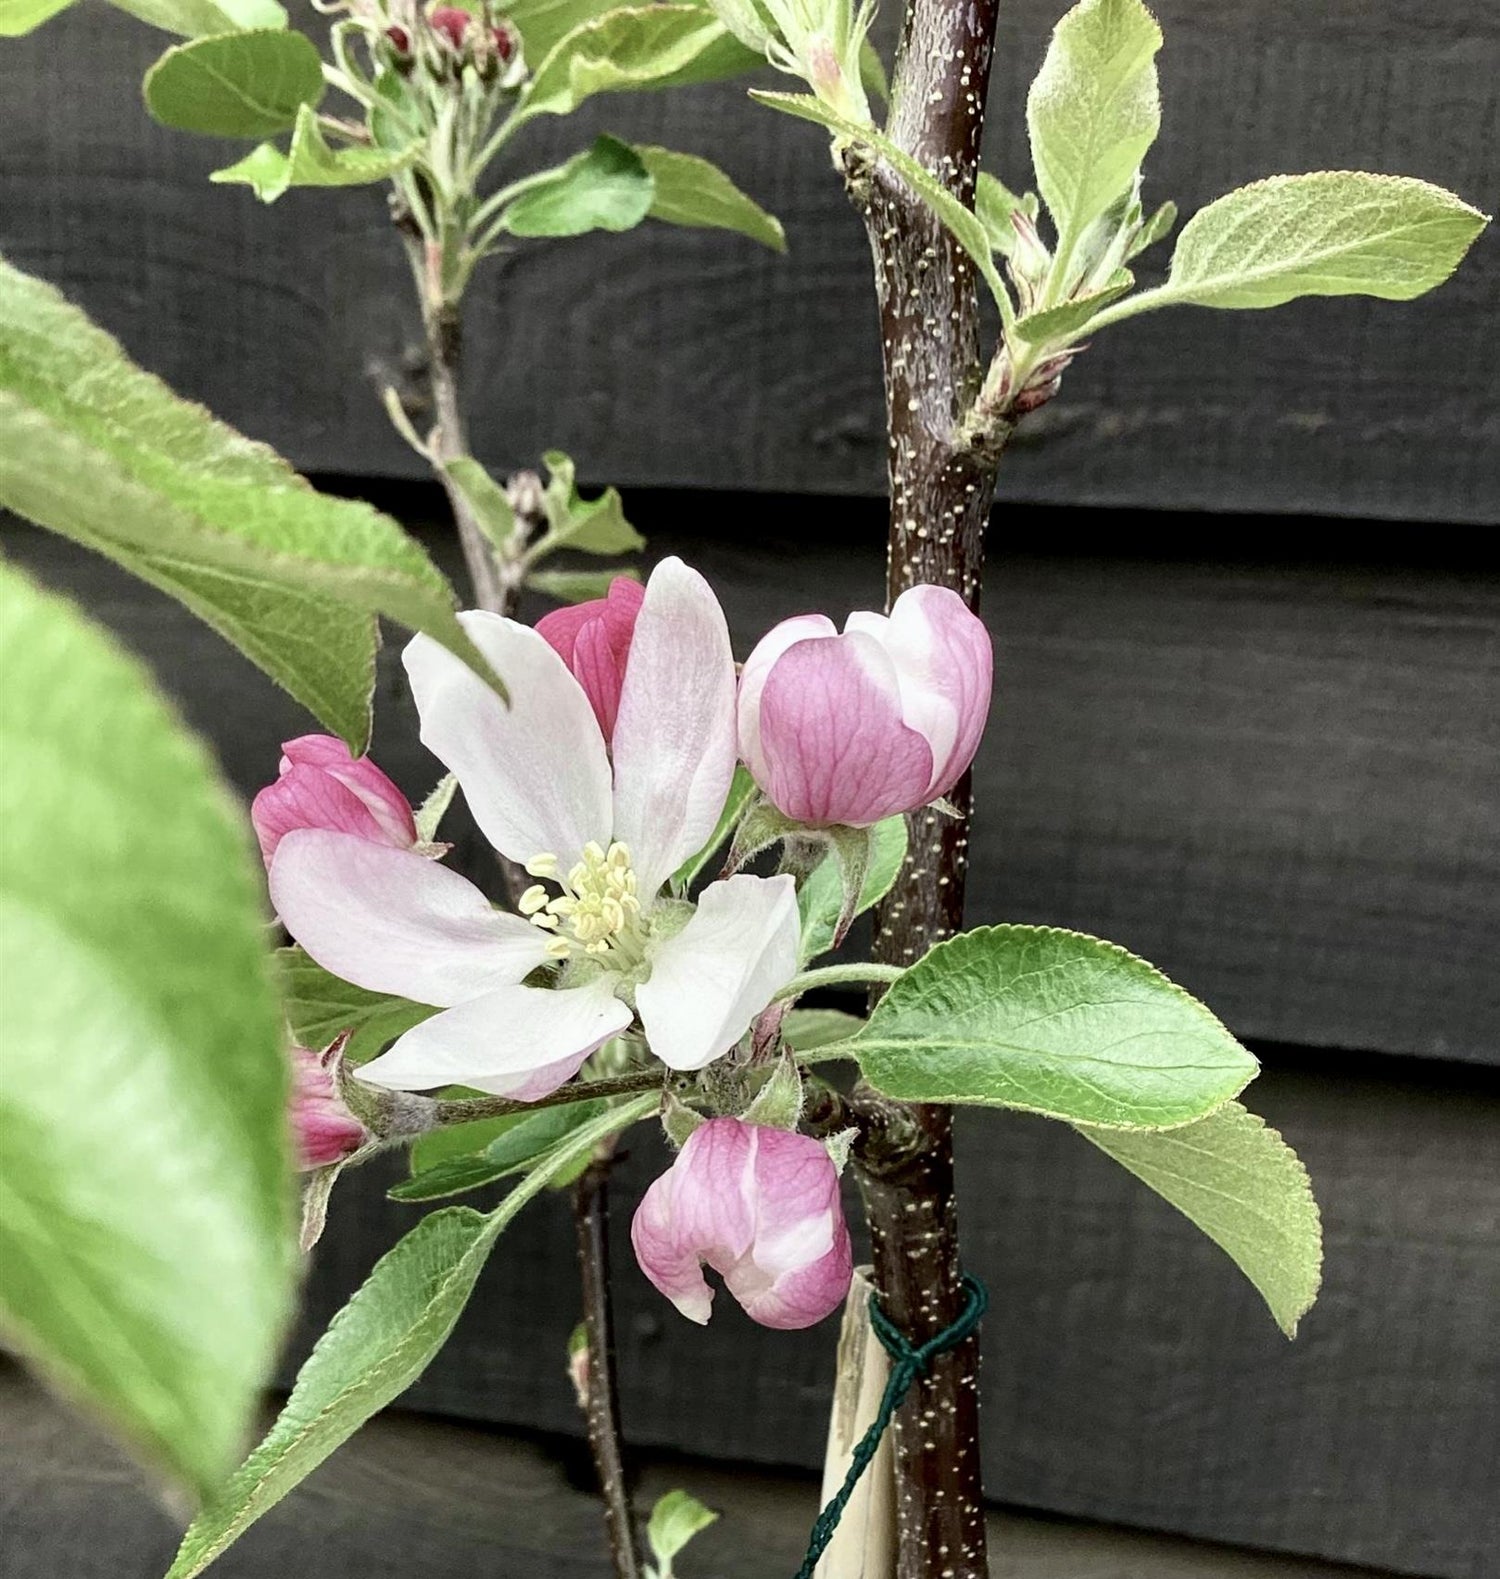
left=6, top=507, right=1492, bottom=1063
left=1, top=2, right=1495, bottom=521
left=0, top=1362, right=1395, bottom=1579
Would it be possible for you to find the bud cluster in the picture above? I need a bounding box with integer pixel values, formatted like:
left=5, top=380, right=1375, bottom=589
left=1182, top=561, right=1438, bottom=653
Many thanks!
left=379, top=3, right=523, bottom=86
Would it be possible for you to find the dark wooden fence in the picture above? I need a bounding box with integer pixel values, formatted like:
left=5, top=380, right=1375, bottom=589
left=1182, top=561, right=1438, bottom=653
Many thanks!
left=2, top=3, right=1497, bottom=1577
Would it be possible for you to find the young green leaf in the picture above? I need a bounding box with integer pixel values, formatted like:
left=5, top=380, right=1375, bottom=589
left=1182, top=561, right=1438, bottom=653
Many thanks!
left=165, top=1095, right=656, bottom=1579
left=523, top=5, right=758, bottom=118
left=797, top=812, right=907, bottom=961
left=0, top=257, right=483, bottom=752
left=783, top=1005, right=864, bottom=1051
left=850, top=925, right=1259, bottom=1128
left=413, top=772, right=459, bottom=844
left=634, top=144, right=786, bottom=251
left=277, top=946, right=436, bottom=1066
left=143, top=29, right=324, bottom=138
left=1076, top=1101, right=1323, bottom=1336
left=974, top=171, right=1035, bottom=254
left=1026, top=0, right=1161, bottom=286
left=530, top=566, right=641, bottom=602
left=114, top=0, right=287, bottom=33
left=537, top=449, right=645, bottom=555
left=504, top=0, right=618, bottom=61
left=0, top=0, right=72, bottom=35
left=750, top=91, right=1011, bottom=315
left=500, top=135, right=655, bottom=238
left=1014, top=273, right=1132, bottom=343
left=442, top=458, right=516, bottom=551
left=1091, top=171, right=1489, bottom=327
left=0, top=565, right=293, bottom=1501
left=390, top=1100, right=611, bottom=1201
left=212, top=104, right=415, bottom=202
left=647, top=1489, right=720, bottom=1577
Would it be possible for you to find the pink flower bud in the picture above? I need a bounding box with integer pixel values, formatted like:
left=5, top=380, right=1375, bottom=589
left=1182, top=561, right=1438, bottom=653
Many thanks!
left=428, top=5, right=470, bottom=47
left=737, top=585, right=992, bottom=828
left=535, top=577, right=646, bottom=742
left=291, top=1040, right=369, bottom=1170
left=630, top=1117, right=853, bottom=1330
left=251, top=735, right=419, bottom=867
left=490, top=21, right=515, bottom=59
left=385, top=23, right=411, bottom=52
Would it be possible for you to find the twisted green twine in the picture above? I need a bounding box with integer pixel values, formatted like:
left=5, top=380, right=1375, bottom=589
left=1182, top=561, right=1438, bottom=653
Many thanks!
left=794, top=1273, right=989, bottom=1578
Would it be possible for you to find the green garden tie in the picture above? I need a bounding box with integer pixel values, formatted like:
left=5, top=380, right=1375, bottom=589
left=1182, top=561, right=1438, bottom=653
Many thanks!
left=794, top=1273, right=989, bottom=1578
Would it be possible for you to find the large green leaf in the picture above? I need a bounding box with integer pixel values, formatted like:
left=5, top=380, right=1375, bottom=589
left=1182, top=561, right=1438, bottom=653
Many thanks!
left=277, top=947, right=435, bottom=1066
left=1025, top=0, right=1161, bottom=276
left=751, top=92, right=1010, bottom=312
left=211, top=104, right=415, bottom=202
left=635, top=144, right=785, bottom=251
left=144, top=30, right=324, bottom=138
left=0, top=566, right=293, bottom=1499
left=524, top=6, right=759, bottom=118
left=1076, top=1101, right=1322, bottom=1336
left=797, top=813, right=907, bottom=961
left=0, top=257, right=482, bottom=752
left=390, top=1099, right=611, bottom=1201
left=166, top=1095, right=655, bottom=1577
left=849, top=925, right=1258, bottom=1127
left=1, top=0, right=288, bottom=37
left=501, top=135, right=655, bottom=238
left=1091, top=172, right=1488, bottom=326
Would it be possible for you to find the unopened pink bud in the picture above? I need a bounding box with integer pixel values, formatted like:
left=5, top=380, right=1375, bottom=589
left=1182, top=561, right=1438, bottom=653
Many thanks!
left=385, top=23, right=411, bottom=52
left=630, top=1117, right=853, bottom=1330
left=291, top=1040, right=369, bottom=1170
left=535, top=577, right=646, bottom=742
left=490, top=21, right=514, bottom=59
left=737, top=585, right=992, bottom=828
left=428, top=5, right=470, bottom=47
left=252, top=735, right=420, bottom=867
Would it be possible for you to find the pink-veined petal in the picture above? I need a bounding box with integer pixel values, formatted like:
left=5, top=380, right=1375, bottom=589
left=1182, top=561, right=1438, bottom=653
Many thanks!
left=637, top=874, right=800, bottom=1071
left=355, top=976, right=631, bottom=1096
left=755, top=632, right=934, bottom=826
left=737, top=613, right=836, bottom=787
left=253, top=763, right=391, bottom=865
left=270, top=830, right=551, bottom=1007
left=611, top=558, right=738, bottom=898
left=403, top=613, right=612, bottom=870
left=279, top=735, right=418, bottom=847
left=536, top=577, right=644, bottom=740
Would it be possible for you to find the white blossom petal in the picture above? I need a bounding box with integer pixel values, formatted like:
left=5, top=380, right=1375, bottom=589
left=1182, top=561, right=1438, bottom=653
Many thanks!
left=356, top=975, right=632, bottom=1096
left=637, top=874, right=800, bottom=1070
left=611, top=558, right=738, bottom=898
left=404, top=613, right=612, bottom=870
left=270, top=830, right=552, bottom=1006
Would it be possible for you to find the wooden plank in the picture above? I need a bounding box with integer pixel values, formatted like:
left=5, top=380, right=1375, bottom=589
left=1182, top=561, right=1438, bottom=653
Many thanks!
left=1, top=2, right=1495, bottom=522
left=0, top=1361, right=1393, bottom=1579
left=5, top=513, right=1494, bottom=1063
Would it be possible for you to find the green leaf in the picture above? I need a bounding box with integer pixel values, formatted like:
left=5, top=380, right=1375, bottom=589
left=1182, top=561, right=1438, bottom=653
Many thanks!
left=277, top=947, right=436, bottom=1066
left=0, top=565, right=293, bottom=1499
left=413, top=772, right=459, bottom=844
left=974, top=171, right=1033, bottom=254
left=672, top=763, right=757, bottom=890
left=501, top=135, right=655, bottom=238
left=1076, top=1101, right=1322, bottom=1336
left=783, top=1006, right=864, bottom=1051
left=0, top=256, right=483, bottom=753
left=211, top=103, right=416, bottom=201
left=113, top=0, right=287, bottom=34
left=850, top=925, right=1259, bottom=1128
left=143, top=29, right=324, bottom=139
left=525, top=5, right=758, bottom=118
left=750, top=92, right=1010, bottom=314
left=1096, top=172, right=1489, bottom=324
left=390, top=1100, right=611, bottom=1201
left=0, top=0, right=72, bottom=36
left=442, top=458, right=516, bottom=552
left=539, top=450, right=645, bottom=555
left=1014, top=273, right=1132, bottom=343
left=634, top=145, right=785, bottom=251
left=1026, top=0, right=1161, bottom=279
left=797, top=813, right=907, bottom=962
left=407, top=1104, right=530, bottom=1176
left=504, top=0, right=624, bottom=61
left=166, top=1094, right=655, bottom=1579
left=530, top=566, right=641, bottom=602
left=1127, top=196, right=1175, bottom=258
left=647, top=1489, right=719, bottom=1576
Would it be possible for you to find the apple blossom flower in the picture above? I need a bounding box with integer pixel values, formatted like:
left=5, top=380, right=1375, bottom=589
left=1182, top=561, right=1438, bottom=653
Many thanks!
left=252, top=735, right=420, bottom=867
left=535, top=576, right=645, bottom=741
left=631, top=1117, right=853, bottom=1330
left=290, top=1039, right=369, bottom=1170
left=268, top=558, right=802, bottom=1099
left=737, top=585, right=993, bottom=828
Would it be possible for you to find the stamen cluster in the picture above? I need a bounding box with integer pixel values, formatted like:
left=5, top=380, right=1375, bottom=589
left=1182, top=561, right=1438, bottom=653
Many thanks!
left=519, top=841, right=644, bottom=962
